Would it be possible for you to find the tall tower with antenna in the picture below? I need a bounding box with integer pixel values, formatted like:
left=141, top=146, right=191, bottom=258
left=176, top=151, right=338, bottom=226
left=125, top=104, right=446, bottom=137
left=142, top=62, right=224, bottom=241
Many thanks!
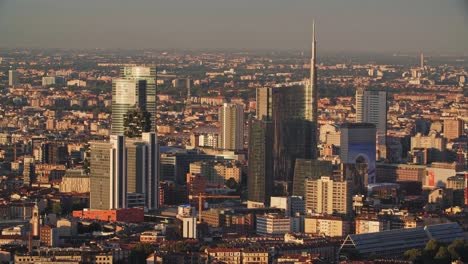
left=310, top=21, right=318, bottom=159
left=420, top=52, right=424, bottom=69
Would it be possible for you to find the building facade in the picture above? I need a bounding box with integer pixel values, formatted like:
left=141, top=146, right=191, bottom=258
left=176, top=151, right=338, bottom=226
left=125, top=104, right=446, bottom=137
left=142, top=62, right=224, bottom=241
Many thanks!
left=356, top=87, right=387, bottom=157
left=305, top=176, right=351, bottom=215
left=218, top=103, right=244, bottom=151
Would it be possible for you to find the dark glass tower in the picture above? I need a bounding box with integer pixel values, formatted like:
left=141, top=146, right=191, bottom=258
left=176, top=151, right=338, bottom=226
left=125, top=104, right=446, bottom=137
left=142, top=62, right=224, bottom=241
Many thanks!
left=272, top=84, right=314, bottom=185
left=247, top=119, right=274, bottom=206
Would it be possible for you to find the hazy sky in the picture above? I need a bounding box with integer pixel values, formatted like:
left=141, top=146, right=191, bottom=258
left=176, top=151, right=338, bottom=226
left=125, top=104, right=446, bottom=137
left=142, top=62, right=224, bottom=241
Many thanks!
left=0, top=0, right=467, bottom=53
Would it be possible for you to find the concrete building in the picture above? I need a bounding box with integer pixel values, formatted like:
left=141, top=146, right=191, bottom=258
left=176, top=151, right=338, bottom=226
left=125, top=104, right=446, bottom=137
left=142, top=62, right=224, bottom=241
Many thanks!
left=270, top=196, right=305, bottom=217
left=126, top=133, right=159, bottom=210
left=447, top=175, right=465, bottom=190
left=182, top=217, right=197, bottom=239
left=305, top=176, right=351, bottom=215
left=292, top=159, right=333, bottom=197
left=190, top=160, right=242, bottom=185
left=205, top=248, right=242, bottom=264
left=319, top=124, right=341, bottom=146
left=42, top=76, right=56, bottom=86
left=411, top=133, right=446, bottom=151
left=425, top=162, right=462, bottom=189
left=444, top=119, right=463, bottom=141
left=90, top=133, right=158, bottom=211
left=304, top=216, right=351, bottom=237
left=376, top=163, right=426, bottom=183
left=56, top=219, right=77, bottom=237
left=218, top=103, right=244, bottom=151
left=355, top=217, right=387, bottom=234
left=59, top=169, right=90, bottom=193
left=256, top=213, right=291, bottom=236
left=40, top=225, right=59, bottom=247
left=89, top=136, right=126, bottom=210
left=8, top=69, right=18, bottom=86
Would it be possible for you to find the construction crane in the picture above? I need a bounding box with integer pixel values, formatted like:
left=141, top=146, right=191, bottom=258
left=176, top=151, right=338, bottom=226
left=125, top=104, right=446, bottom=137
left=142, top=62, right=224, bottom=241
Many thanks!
left=189, top=193, right=241, bottom=223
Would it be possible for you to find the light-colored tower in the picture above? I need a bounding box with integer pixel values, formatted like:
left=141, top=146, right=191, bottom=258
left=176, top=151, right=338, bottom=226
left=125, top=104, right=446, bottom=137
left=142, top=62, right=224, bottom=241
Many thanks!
left=111, top=78, right=148, bottom=136
left=90, top=135, right=127, bottom=210
left=8, top=69, right=18, bottom=86
left=218, top=103, right=244, bottom=151
left=356, top=87, right=387, bottom=158
left=444, top=119, right=463, bottom=141
left=256, top=87, right=273, bottom=121
left=120, top=66, right=157, bottom=132
left=309, top=22, right=318, bottom=159
left=304, top=176, right=351, bottom=215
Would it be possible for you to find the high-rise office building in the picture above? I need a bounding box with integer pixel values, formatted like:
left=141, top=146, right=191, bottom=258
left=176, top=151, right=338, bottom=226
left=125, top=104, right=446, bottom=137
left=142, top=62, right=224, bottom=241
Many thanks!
left=256, top=87, right=273, bottom=120
left=90, top=136, right=127, bottom=210
left=8, top=69, right=18, bottom=86
left=356, top=87, right=387, bottom=158
left=340, top=123, right=377, bottom=185
left=126, top=132, right=159, bottom=210
left=247, top=119, right=274, bottom=207
left=271, top=24, right=318, bottom=185
left=292, top=159, right=333, bottom=197
left=90, top=133, right=159, bottom=210
left=218, top=103, right=244, bottom=151
left=304, top=176, right=351, bottom=215
left=111, top=78, right=148, bottom=136
left=120, top=66, right=157, bottom=131
left=272, top=84, right=314, bottom=184
left=249, top=24, right=319, bottom=196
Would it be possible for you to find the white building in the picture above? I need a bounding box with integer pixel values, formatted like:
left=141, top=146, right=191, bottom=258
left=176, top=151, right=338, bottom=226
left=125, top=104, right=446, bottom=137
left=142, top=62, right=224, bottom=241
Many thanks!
left=42, top=76, right=56, bottom=86
left=256, top=214, right=291, bottom=236
left=182, top=217, right=197, bottom=239
left=305, top=176, right=351, bottom=215
left=270, top=196, right=305, bottom=216
left=8, top=69, right=18, bottom=86
left=356, top=87, right=387, bottom=158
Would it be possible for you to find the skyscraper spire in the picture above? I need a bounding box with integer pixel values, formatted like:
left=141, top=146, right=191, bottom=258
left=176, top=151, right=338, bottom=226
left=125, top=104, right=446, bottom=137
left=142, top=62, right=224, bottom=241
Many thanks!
left=310, top=21, right=318, bottom=159
left=420, top=52, right=424, bottom=69
left=311, top=21, right=316, bottom=84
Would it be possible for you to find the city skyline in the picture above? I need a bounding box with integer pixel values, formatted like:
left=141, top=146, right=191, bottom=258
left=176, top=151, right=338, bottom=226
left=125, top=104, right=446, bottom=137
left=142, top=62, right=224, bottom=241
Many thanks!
left=0, top=1, right=467, bottom=262
left=0, top=0, right=467, bottom=53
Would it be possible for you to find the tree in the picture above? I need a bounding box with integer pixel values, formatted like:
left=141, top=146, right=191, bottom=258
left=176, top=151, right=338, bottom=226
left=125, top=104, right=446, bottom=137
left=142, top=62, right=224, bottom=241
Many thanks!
left=225, top=178, right=239, bottom=190
left=52, top=203, right=62, bottom=215
left=124, top=108, right=151, bottom=138
left=129, top=243, right=154, bottom=264
left=448, top=239, right=464, bottom=261
left=404, top=248, right=423, bottom=263
left=425, top=239, right=440, bottom=258
left=434, top=246, right=450, bottom=264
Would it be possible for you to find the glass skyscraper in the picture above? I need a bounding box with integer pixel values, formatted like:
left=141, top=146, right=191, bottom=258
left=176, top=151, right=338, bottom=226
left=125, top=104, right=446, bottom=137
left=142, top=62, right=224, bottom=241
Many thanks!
left=120, top=66, right=157, bottom=129
left=111, top=78, right=147, bottom=135
left=272, top=84, right=315, bottom=185
left=247, top=119, right=274, bottom=206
